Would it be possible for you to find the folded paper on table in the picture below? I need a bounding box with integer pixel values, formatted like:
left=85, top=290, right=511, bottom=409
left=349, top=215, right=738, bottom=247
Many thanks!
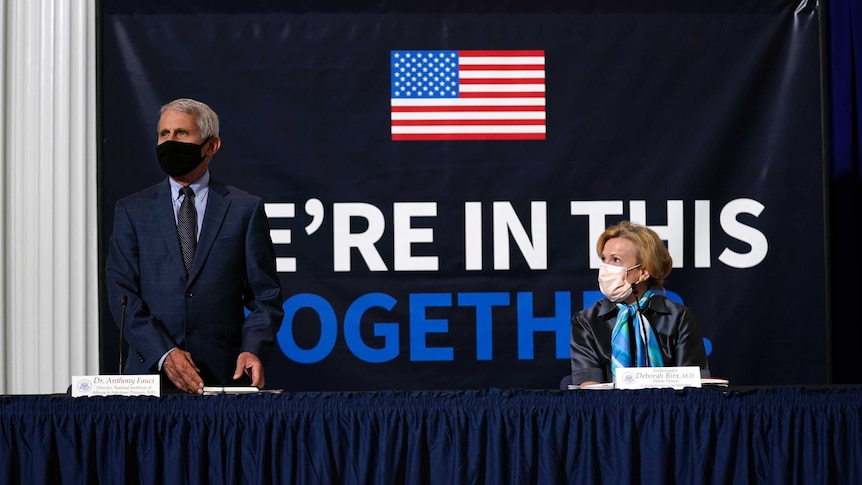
left=202, top=386, right=260, bottom=395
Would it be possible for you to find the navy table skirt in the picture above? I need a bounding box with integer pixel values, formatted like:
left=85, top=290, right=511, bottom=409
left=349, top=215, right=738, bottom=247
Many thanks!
left=2, top=387, right=861, bottom=484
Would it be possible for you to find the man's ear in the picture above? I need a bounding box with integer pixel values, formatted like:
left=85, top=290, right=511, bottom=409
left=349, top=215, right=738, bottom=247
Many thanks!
left=205, top=136, right=221, bottom=157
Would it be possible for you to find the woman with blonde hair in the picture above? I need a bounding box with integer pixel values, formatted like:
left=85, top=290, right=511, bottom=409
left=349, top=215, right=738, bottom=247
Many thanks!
left=570, top=221, right=709, bottom=386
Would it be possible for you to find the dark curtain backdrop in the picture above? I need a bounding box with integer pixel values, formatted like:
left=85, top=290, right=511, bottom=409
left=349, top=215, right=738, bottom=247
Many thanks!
left=96, top=0, right=860, bottom=386
left=3, top=388, right=862, bottom=484
left=827, top=0, right=862, bottom=384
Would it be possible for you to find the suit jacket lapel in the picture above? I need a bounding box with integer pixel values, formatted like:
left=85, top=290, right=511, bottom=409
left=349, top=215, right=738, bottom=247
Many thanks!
left=188, top=180, right=230, bottom=283
left=153, top=181, right=188, bottom=277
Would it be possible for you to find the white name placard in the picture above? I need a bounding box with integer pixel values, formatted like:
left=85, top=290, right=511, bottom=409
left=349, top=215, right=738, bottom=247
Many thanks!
left=71, top=375, right=161, bottom=397
left=614, top=366, right=702, bottom=390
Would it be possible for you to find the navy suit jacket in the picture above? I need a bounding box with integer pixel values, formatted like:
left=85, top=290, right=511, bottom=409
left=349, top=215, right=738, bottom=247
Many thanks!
left=106, top=177, right=284, bottom=386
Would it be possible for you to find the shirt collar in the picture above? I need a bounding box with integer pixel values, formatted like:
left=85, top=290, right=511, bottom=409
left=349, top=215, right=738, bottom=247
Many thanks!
left=169, top=170, right=210, bottom=200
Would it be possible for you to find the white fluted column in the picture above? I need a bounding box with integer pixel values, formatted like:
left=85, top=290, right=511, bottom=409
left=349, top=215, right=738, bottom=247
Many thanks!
left=1, top=0, right=97, bottom=394
left=0, top=0, right=6, bottom=393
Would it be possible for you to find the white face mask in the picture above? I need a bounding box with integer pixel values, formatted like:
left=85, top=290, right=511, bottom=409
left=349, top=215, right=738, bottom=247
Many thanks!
left=598, top=263, right=641, bottom=302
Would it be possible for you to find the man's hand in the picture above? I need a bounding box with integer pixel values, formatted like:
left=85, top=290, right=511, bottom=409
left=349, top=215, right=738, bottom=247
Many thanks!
left=234, top=352, right=265, bottom=388
left=163, top=349, right=204, bottom=394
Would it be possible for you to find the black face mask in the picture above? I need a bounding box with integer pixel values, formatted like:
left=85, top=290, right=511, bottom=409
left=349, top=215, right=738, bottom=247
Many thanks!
left=156, top=139, right=208, bottom=177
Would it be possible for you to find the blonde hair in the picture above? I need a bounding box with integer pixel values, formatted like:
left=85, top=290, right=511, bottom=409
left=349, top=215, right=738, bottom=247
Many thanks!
left=596, top=221, right=672, bottom=288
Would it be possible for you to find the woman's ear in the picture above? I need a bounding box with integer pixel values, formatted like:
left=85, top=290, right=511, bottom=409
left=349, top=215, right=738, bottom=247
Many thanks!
left=638, top=268, right=650, bottom=283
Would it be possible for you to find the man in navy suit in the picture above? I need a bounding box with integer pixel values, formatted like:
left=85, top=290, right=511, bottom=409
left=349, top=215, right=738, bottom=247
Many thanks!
left=106, top=98, right=284, bottom=394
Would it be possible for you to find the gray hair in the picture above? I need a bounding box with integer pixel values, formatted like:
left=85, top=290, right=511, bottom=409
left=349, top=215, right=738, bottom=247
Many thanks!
left=159, top=98, right=220, bottom=139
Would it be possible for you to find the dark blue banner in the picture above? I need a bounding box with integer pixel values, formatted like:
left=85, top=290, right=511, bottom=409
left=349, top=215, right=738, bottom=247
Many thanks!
left=100, top=1, right=826, bottom=390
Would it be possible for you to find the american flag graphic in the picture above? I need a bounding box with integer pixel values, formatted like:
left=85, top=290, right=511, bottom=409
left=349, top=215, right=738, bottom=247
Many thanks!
left=390, top=50, right=546, bottom=141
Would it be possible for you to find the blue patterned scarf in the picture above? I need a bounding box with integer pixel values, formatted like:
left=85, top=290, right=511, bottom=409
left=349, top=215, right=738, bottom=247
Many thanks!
left=610, top=289, right=665, bottom=375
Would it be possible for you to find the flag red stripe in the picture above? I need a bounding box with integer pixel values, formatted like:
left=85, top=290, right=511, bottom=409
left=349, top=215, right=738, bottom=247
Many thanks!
left=392, top=119, right=546, bottom=126
left=460, top=92, right=545, bottom=98
left=458, top=50, right=545, bottom=57
left=459, top=64, right=545, bottom=71
left=393, top=133, right=546, bottom=141
left=459, top=78, right=545, bottom=85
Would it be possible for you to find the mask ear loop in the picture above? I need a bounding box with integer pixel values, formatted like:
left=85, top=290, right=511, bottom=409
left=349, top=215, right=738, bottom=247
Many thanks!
left=630, top=268, right=650, bottom=367
left=200, top=137, right=213, bottom=158
left=632, top=264, right=646, bottom=286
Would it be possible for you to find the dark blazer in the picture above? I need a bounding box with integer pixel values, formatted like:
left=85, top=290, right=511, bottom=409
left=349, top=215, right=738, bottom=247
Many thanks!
left=105, top=177, right=284, bottom=386
left=570, top=293, right=709, bottom=385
